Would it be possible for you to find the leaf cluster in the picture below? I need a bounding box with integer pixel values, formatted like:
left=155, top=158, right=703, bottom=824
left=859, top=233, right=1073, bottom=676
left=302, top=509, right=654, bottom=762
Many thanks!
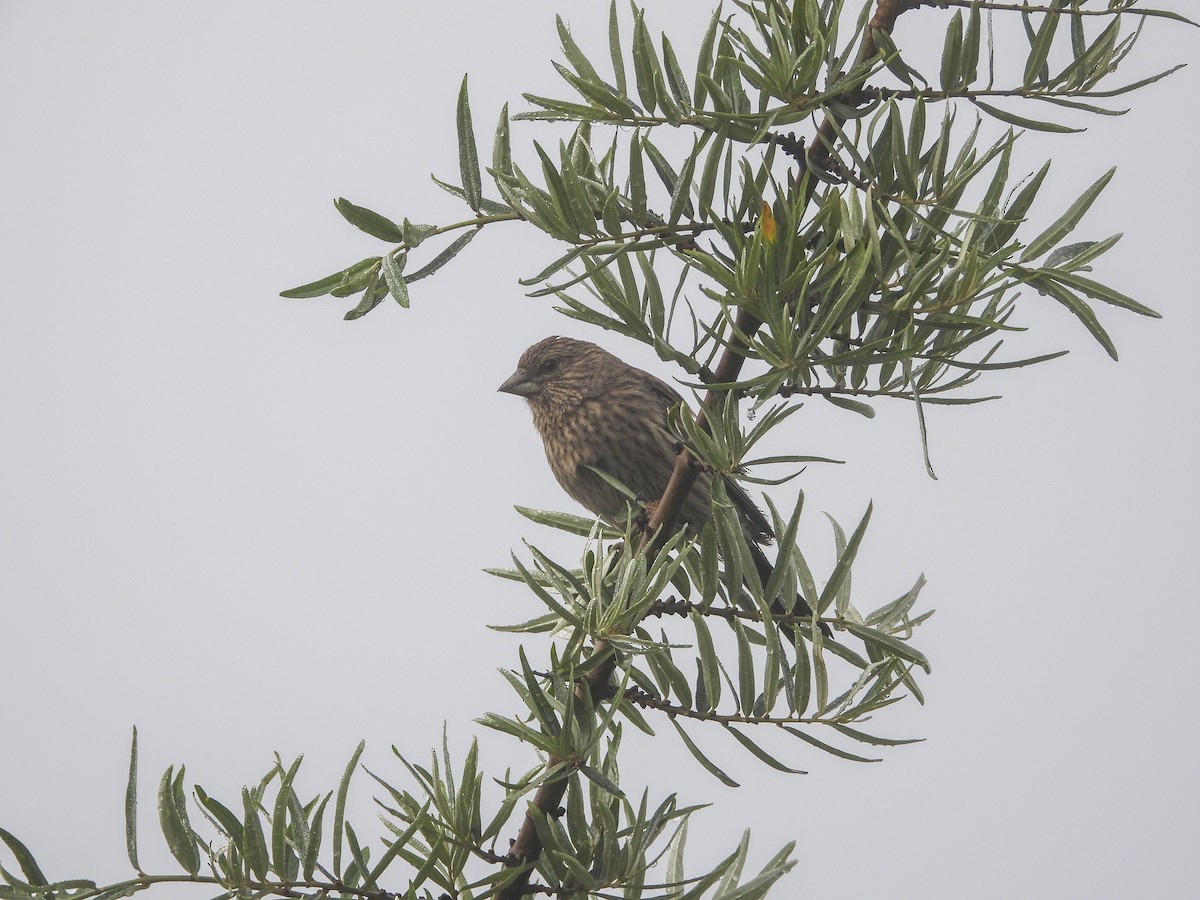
left=283, top=0, right=1175, bottom=414
left=1, top=729, right=795, bottom=900
left=493, top=491, right=929, bottom=780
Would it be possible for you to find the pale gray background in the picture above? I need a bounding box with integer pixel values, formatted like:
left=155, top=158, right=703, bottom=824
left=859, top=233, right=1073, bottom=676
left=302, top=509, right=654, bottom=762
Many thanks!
left=2, top=3, right=1197, bottom=898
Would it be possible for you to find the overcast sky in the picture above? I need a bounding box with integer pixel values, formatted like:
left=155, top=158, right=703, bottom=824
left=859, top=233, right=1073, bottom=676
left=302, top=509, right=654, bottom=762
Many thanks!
left=2, top=3, right=1197, bottom=899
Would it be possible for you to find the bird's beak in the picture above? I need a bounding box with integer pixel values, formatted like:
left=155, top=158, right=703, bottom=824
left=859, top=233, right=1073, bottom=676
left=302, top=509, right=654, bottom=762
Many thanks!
left=498, top=368, right=537, bottom=397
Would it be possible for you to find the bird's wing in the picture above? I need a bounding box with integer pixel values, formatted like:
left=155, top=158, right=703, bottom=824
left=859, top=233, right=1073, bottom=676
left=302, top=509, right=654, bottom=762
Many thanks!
left=635, top=364, right=775, bottom=543
left=635, top=365, right=688, bottom=414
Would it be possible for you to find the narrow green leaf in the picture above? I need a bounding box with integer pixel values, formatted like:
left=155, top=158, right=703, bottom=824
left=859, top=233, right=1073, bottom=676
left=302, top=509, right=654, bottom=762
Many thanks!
left=905, top=353, right=937, bottom=481
left=343, top=823, right=377, bottom=891
left=1023, top=8, right=1061, bottom=88
left=828, top=723, right=923, bottom=747
left=1032, top=275, right=1118, bottom=360
left=491, top=105, right=513, bottom=180
left=520, top=646, right=562, bottom=738
left=539, top=71, right=637, bottom=118
left=578, top=764, right=625, bottom=797
left=431, top=175, right=511, bottom=216
left=637, top=250, right=666, bottom=336
left=546, top=141, right=596, bottom=235
left=381, top=252, right=409, bottom=308
left=334, top=198, right=405, bottom=242
left=817, top=504, right=870, bottom=620
left=823, top=394, right=876, bottom=417
left=271, top=757, right=303, bottom=878
left=783, top=726, right=880, bottom=763
left=628, top=130, right=647, bottom=225
left=762, top=496, right=804, bottom=611
left=692, top=8, right=721, bottom=108
left=407, top=228, right=480, bottom=283
left=696, top=125, right=728, bottom=220
left=0, top=828, right=48, bottom=887
left=691, top=611, right=721, bottom=712
left=724, top=726, right=808, bottom=775
left=329, top=257, right=378, bottom=297
left=457, top=75, right=482, bottom=211
left=1022, top=168, right=1115, bottom=261
left=1044, top=240, right=1096, bottom=270
left=939, top=11, right=963, bottom=92
left=304, top=793, right=330, bottom=881
left=733, top=618, right=755, bottom=714
left=194, top=786, right=242, bottom=841
left=486, top=611, right=562, bottom=633
left=973, top=99, right=1084, bottom=134
left=987, top=160, right=1050, bottom=251
left=670, top=719, right=739, bottom=787
left=511, top=552, right=584, bottom=626
left=365, top=808, right=429, bottom=888
left=241, top=788, right=269, bottom=879
left=333, top=740, right=365, bottom=879
left=792, top=636, right=812, bottom=718
left=554, top=852, right=600, bottom=891
left=1069, top=2, right=1087, bottom=69
left=513, top=505, right=615, bottom=537
left=557, top=15, right=602, bottom=84
left=278, top=273, right=345, bottom=301
left=661, top=36, right=692, bottom=109
left=631, top=8, right=659, bottom=113
left=642, top=138, right=685, bottom=208
left=961, top=3, right=981, bottom=87
left=1083, top=63, right=1188, bottom=99
left=1047, top=270, right=1160, bottom=318
left=157, top=767, right=200, bottom=875
left=343, top=269, right=390, bottom=321
left=124, top=728, right=140, bottom=873
left=842, top=623, right=931, bottom=671
left=280, top=257, right=382, bottom=299
left=609, top=1, right=627, bottom=96
left=168, top=772, right=195, bottom=869
left=667, top=138, right=700, bottom=226
left=476, top=713, right=562, bottom=753
left=1035, top=94, right=1125, bottom=116
left=866, top=574, right=927, bottom=628
left=407, top=834, right=447, bottom=892
left=889, top=103, right=919, bottom=199
left=517, top=246, right=585, bottom=288
left=699, top=523, right=719, bottom=608
left=941, top=349, right=1067, bottom=371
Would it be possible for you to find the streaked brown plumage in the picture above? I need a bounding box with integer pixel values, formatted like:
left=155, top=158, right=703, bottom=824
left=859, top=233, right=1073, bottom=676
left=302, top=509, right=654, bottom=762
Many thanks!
left=499, top=336, right=827, bottom=635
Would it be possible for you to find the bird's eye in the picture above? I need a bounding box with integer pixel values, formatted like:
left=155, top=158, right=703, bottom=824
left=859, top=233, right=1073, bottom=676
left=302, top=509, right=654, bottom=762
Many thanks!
left=540, top=358, right=560, bottom=374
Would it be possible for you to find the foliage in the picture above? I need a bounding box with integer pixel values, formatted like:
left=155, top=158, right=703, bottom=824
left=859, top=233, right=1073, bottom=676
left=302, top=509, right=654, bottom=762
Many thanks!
left=5, top=1, right=1190, bottom=898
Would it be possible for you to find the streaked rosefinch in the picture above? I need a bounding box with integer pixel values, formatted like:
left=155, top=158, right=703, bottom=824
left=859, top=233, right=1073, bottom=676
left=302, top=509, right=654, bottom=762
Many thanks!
left=499, top=336, right=827, bottom=636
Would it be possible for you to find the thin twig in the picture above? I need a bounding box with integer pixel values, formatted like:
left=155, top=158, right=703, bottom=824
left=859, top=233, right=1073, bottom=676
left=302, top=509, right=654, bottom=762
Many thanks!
left=648, top=597, right=830, bottom=629
left=624, top=687, right=830, bottom=727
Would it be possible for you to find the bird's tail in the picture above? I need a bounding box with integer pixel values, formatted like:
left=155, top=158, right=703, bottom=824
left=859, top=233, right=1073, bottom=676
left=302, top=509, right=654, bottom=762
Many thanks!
left=748, top=541, right=833, bottom=639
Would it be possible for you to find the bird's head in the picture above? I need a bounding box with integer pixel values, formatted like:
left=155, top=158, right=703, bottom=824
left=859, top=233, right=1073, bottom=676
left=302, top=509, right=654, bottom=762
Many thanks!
left=498, top=336, right=609, bottom=406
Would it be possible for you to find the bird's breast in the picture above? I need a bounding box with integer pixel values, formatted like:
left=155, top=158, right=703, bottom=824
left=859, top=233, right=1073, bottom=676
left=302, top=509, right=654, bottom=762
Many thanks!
left=529, top=397, right=628, bottom=519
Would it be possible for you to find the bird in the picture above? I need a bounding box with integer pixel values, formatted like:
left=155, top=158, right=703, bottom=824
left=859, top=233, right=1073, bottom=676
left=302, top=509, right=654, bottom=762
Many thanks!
left=498, top=335, right=829, bottom=638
